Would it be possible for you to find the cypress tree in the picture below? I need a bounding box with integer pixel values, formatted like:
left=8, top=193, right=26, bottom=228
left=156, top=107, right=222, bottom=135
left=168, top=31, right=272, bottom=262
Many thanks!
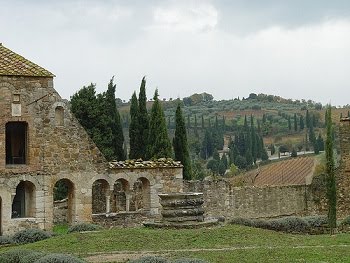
left=288, top=116, right=292, bottom=131
left=187, top=115, right=191, bottom=128
left=326, top=106, right=336, bottom=234
left=173, top=104, right=192, bottom=180
left=300, top=115, right=305, bottom=130
left=105, top=77, right=125, bottom=161
left=147, top=89, right=172, bottom=159
left=306, top=110, right=310, bottom=128
left=251, top=115, right=257, bottom=163
left=138, top=76, right=149, bottom=159
left=201, top=115, right=205, bottom=129
left=129, top=92, right=140, bottom=159
left=294, top=113, right=298, bottom=131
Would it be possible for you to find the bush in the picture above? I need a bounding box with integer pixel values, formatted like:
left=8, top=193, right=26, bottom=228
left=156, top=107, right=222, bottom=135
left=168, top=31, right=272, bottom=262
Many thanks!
left=304, top=216, right=328, bottom=228
left=67, top=223, right=102, bottom=233
left=129, top=256, right=169, bottom=263
left=0, top=235, right=13, bottom=245
left=340, top=216, right=350, bottom=226
left=0, top=249, right=34, bottom=263
left=35, top=253, right=86, bottom=263
left=12, top=228, right=51, bottom=244
left=173, top=258, right=208, bottom=263
left=19, top=251, right=46, bottom=263
left=269, top=217, right=310, bottom=233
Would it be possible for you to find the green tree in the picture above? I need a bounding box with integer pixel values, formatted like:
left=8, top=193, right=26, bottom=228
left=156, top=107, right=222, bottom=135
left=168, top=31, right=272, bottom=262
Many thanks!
left=138, top=77, right=149, bottom=159
left=294, top=113, right=298, bottom=132
left=147, top=89, right=172, bottom=159
left=300, top=115, right=305, bottom=130
left=70, top=83, right=99, bottom=135
left=194, top=115, right=199, bottom=137
left=129, top=92, right=140, bottom=159
left=104, top=77, right=125, bottom=160
left=326, top=106, right=336, bottom=233
left=288, top=116, right=292, bottom=131
left=173, top=104, right=192, bottom=180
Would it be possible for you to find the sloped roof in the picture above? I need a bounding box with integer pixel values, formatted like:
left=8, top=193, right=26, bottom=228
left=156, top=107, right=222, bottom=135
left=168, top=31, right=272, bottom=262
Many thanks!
left=0, top=43, right=55, bottom=77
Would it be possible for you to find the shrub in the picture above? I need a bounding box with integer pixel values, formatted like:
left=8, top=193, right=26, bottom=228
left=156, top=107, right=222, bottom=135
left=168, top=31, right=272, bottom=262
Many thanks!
left=35, top=253, right=86, bottom=263
left=67, top=223, right=102, bottom=233
left=129, top=256, right=169, bottom=263
left=19, top=251, right=46, bottom=263
left=12, top=228, right=51, bottom=244
left=269, top=217, right=310, bottom=233
left=0, top=249, right=34, bottom=263
left=304, top=216, right=328, bottom=228
left=0, top=235, right=13, bottom=245
left=173, top=258, right=208, bottom=263
left=340, top=216, right=350, bottom=226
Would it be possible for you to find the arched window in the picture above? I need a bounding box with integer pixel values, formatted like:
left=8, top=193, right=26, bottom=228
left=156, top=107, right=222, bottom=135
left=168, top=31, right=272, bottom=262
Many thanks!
left=55, top=106, right=64, bottom=126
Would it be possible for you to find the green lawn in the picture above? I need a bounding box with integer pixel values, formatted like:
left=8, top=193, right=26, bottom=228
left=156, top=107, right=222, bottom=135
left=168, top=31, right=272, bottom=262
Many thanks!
left=2, top=224, right=350, bottom=262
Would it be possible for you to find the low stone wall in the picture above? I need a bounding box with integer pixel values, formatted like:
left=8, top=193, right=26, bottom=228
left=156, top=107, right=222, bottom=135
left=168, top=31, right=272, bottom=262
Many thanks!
left=92, top=212, right=152, bottom=228
left=53, top=199, right=68, bottom=224
left=184, top=178, right=325, bottom=220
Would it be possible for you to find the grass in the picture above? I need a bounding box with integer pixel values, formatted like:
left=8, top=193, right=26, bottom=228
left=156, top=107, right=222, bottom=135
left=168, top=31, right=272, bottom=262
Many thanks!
left=52, top=224, right=69, bottom=235
left=1, top=224, right=350, bottom=262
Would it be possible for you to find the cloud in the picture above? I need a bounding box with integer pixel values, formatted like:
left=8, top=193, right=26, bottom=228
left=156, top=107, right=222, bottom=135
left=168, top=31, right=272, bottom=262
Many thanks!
left=150, top=2, right=218, bottom=32
left=1, top=1, right=350, bottom=105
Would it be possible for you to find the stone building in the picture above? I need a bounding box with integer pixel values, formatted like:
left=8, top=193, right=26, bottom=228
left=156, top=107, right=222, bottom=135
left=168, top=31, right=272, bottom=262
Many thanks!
left=0, top=44, right=183, bottom=235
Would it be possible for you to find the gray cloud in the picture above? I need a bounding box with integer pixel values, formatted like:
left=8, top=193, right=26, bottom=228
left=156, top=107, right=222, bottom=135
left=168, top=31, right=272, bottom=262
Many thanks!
left=1, top=0, right=350, bottom=106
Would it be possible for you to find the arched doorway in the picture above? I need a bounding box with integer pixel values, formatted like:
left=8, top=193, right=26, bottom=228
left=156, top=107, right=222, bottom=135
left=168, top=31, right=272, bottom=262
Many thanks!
left=53, top=179, right=75, bottom=224
left=111, top=179, right=129, bottom=213
left=12, top=181, right=36, bottom=218
left=92, top=179, right=110, bottom=214
left=131, top=177, right=151, bottom=212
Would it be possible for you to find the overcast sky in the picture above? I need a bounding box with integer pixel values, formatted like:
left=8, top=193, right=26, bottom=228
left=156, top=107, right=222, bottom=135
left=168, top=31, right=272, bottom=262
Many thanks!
left=1, top=0, right=350, bottom=106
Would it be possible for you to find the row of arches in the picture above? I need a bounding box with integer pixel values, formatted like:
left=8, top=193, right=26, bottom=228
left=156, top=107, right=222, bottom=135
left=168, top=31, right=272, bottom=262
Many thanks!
left=7, top=176, right=152, bottom=227
left=91, top=177, right=151, bottom=215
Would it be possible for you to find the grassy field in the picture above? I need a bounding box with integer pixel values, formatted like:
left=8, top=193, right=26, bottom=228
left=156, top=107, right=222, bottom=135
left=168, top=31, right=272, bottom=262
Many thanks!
left=2, top=224, right=350, bottom=262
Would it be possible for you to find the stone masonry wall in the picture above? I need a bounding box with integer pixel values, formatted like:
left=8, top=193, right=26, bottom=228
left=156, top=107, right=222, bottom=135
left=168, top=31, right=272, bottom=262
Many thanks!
left=337, top=118, right=350, bottom=218
left=184, top=179, right=325, bottom=220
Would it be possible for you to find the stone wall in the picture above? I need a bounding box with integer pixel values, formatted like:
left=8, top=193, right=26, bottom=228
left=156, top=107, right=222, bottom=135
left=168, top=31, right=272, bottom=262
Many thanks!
left=184, top=178, right=325, bottom=220
left=337, top=118, right=350, bottom=218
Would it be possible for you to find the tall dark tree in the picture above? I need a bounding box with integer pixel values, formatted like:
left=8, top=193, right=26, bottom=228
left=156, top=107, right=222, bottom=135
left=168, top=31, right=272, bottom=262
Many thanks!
left=294, top=113, right=298, bottom=132
left=129, top=92, right=140, bottom=159
left=147, top=89, right=172, bottom=159
left=300, top=115, right=305, bottom=130
left=173, top=104, right=192, bottom=180
left=105, top=77, right=125, bottom=160
left=306, top=110, right=310, bottom=128
left=288, top=116, right=292, bottom=131
left=201, top=115, right=205, bottom=129
left=138, top=77, right=149, bottom=159
left=326, top=106, right=336, bottom=233
left=251, top=115, right=257, bottom=163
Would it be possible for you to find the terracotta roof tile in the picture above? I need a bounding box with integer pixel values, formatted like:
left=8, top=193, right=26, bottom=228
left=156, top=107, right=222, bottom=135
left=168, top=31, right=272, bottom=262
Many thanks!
left=0, top=43, right=55, bottom=77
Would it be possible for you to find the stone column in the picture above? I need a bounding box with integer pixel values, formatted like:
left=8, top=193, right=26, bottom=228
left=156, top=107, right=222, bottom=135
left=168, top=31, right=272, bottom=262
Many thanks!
left=126, top=193, right=130, bottom=212
left=105, top=195, right=110, bottom=213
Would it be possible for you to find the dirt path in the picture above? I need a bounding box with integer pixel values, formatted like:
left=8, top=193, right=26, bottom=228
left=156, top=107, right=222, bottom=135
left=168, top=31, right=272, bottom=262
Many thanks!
left=84, top=244, right=350, bottom=262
